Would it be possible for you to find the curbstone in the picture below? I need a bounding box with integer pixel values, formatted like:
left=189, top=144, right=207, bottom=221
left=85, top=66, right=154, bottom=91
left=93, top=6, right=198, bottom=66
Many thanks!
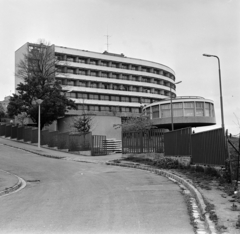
left=106, top=161, right=218, bottom=234
left=0, top=170, right=26, bottom=197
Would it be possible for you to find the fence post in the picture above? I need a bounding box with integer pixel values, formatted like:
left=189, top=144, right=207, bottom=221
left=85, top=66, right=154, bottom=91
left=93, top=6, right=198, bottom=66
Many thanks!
left=140, top=130, right=143, bottom=153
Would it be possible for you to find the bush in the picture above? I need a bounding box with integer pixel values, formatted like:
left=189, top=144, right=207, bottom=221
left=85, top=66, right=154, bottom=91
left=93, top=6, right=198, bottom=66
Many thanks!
left=195, top=165, right=204, bottom=173
left=205, top=166, right=220, bottom=177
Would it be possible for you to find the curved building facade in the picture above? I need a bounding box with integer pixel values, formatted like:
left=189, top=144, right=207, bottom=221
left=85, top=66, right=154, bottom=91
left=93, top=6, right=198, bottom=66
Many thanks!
left=143, top=96, right=216, bottom=130
left=54, top=46, right=176, bottom=117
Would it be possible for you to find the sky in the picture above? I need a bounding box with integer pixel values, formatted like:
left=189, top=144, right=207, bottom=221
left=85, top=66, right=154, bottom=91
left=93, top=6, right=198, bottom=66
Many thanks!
left=0, top=0, right=239, bottom=135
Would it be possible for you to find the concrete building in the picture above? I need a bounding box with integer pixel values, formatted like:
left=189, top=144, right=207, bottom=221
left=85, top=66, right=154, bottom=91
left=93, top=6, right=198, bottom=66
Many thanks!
left=0, top=96, right=11, bottom=112
left=144, top=96, right=216, bottom=130
left=15, top=42, right=177, bottom=139
left=15, top=42, right=216, bottom=139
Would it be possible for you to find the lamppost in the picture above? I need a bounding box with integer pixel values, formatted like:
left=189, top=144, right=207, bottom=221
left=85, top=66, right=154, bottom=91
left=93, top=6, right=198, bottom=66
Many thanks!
left=36, top=99, right=43, bottom=149
left=170, top=81, right=182, bottom=131
left=203, top=54, right=225, bottom=132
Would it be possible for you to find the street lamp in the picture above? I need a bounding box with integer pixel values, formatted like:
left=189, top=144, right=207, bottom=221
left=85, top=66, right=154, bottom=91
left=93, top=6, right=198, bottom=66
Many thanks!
left=36, top=99, right=43, bottom=149
left=203, top=54, right=225, bottom=132
left=170, top=81, right=182, bottom=131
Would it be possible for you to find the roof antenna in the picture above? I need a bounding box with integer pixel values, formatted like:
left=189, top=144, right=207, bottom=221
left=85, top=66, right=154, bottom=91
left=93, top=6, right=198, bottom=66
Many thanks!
left=105, top=30, right=111, bottom=52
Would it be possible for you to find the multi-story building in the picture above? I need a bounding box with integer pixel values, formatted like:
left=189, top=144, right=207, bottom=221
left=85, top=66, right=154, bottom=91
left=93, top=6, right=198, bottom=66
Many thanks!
left=15, top=43, right=177, bottom=139
left=54, top=46, right=177, bottom=117
left=15, top=42, right=216, bottom=138
left=0, top=96, right=10, bottom=112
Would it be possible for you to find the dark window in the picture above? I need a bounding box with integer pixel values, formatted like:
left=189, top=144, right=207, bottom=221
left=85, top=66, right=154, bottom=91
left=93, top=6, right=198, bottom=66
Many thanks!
left=152, top=106, right=159, bottom=119
left=77, top=104, right=88, bottom=110
left=77, top=93, right=88, bottom=99
left=121, top=96, right=130, bottom=102
left=121, top=107, right=130, bottom=112
left=89, top=105, right=99, bottom=111
left=111, top=96, right=120, bottom=101
left=100, top=95, right=109, bottom=100
left=101, top=106, right=110, bottom=111
left=89, top=94, right=99, bottom=100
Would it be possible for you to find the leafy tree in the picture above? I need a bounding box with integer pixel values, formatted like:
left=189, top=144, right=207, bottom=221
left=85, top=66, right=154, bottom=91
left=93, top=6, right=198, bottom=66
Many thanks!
left=114, top=112, right=155, bottom=132
left=7, top=41, right=77, bottom=129
left=0, top=103, right=5, bottom=121
left=71, top=114, right=92, bottom=133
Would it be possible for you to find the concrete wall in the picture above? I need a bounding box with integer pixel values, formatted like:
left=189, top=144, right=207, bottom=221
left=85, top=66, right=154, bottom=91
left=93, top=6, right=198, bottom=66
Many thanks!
left=57, top=115, right=122, bottom=140
left=15, top=43, right=28, bottom=92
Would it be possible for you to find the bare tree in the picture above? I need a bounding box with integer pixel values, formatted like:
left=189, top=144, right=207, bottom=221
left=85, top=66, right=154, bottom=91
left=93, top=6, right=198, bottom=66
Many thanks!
left=8, top=40, right=77, bottom=129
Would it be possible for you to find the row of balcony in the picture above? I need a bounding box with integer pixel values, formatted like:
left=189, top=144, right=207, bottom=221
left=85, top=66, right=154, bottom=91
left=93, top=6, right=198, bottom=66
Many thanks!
left=56, top=70, right=176, bottom=90
left=55, top=53, right=175, bottom=80
left=59, top=80, right=176, bottom=98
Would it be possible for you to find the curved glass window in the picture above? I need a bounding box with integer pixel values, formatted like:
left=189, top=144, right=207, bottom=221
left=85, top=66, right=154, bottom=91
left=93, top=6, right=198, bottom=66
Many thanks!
left=196, top=102, right=204, bottom=116
left=184, top=102, right=194, bottom=116
left=152, top=106, right=159, bottom=119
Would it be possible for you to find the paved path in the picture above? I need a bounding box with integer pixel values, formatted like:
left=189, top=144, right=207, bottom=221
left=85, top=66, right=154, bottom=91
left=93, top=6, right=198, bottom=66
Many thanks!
left=0, top=138, right=194, bottom=234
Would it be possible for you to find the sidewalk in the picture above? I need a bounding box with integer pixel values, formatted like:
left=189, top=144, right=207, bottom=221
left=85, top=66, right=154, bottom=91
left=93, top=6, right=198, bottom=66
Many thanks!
left=0, top=137, right=123, bottom=164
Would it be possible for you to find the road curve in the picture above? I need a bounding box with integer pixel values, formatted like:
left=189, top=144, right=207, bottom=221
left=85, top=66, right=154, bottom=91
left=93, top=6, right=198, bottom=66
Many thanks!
left=0, top=144, right=194, bottom=234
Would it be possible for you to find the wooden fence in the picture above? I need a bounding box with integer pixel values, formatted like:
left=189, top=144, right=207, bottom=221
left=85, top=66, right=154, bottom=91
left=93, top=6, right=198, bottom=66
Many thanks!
left=122, top=129, right=164, bottom=154
left=0, top=123, right=107, bottom=156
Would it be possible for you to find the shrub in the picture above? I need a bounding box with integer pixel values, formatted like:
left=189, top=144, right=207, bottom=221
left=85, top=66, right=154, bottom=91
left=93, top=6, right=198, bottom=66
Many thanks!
left=195, top=165, right=204, bottom=173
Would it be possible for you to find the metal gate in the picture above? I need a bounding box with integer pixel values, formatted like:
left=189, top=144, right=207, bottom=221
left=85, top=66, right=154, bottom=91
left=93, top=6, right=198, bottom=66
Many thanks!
left=91, top=135, right=107, bottom=156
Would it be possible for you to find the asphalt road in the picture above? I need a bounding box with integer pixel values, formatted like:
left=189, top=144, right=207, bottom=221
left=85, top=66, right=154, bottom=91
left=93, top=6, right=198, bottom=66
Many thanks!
left=0, top=143, right=194, bottom=234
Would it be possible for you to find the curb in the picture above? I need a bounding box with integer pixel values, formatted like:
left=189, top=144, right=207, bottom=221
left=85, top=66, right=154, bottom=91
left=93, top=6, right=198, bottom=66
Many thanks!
left=2, top=143, right=65, bottom=160
left=0, top=170, right=24, bottom=197
left=106, top=161, right=218, bottom=234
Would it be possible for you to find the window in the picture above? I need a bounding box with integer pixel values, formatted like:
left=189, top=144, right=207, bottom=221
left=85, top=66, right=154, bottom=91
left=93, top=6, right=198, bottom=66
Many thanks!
left=67, top=57, right=74, bottom=62
left=172, top=103, right=183, bottom=117
left=67, top=69, right=74, bottom=74
left=67, top=80, right=74, bottom=86
left=184, top=102, right=194, bottom=116
left=121, top=107, right=130, bottom=112
left=78, top=81, right=86, bottom=87
left=113, top=85, right=120, bottom=90
left=101, top=106, right=110, bottom=111
left=89, top=94, right=98, bottom=100
left=89, top=105, right=99, bottom=111
left=103, top=84, right=109, bottom=89
left=161, top=104, right=170, bottom=118
left=132, top=108, right=140, bottom=113
left=141, top=98, right=151, bottom=103
left=79, top=58, right=86, bottom=63
left=77, top=93, right=88, bottom=99
left=132, top=87, right=138, bottom=92
left=111, top=96, right=120, bottom=101
left=152, top=105, right=159, bottom=119
left=111, top=106, right=120, bottom=112
left=131, top=97, right=139, bottom=103
left=79, top=70, right=86, bottom=75
left=205, top=103, right=210, bottom=117
left=210, top=103, right=215, bottom=117
left=122, top=85, right=129, bottom=91
left=101, top=73, right=108, bottom=78
left=77, top=104, right=88, bottom=110
left=161, top=104, right=170, bottom=109
left=173, top=103, right=183, bottom=109
left=184, top=102, right=194, bottom=108
left=100, top=95, right=109, bottom=100
left=121, top=96, right=130, bottom=102
left=90, top=71, right=96, bottom=76
left=196, top=102, right=204, bottom=116
left=91, top=83, right=97, bottom=88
